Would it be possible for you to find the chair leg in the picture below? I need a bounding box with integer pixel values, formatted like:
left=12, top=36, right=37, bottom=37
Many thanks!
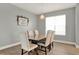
left=52, top=42, right=53, bottom=47
left=21, top=49, right=23, bottom=55
left=34, top=48, right=39, bottom=55
left=45, top=47, right=47, bottom=55
left=28, top=51, right=31, bottom=55
left=49, top=44, right=51, bottom=52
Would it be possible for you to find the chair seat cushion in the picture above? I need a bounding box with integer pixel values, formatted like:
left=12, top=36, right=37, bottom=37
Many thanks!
left=23, top=43, right=38, bottom=51
left=29, top=43, right=38, bottom=51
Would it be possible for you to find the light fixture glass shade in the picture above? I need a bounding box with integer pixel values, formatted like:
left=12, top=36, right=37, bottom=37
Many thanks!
left=40, top=14, right=45, bottom=20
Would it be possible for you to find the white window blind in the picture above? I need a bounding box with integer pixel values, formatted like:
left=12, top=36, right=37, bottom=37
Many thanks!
left=46, top=14, right=66, bottom=35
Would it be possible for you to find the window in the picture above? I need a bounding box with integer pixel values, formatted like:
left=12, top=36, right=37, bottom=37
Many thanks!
left=46, top=14, right=66, bottom=35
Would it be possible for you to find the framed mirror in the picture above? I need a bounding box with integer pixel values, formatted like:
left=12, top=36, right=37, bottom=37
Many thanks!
left=17, top=16, right=29, bottom=26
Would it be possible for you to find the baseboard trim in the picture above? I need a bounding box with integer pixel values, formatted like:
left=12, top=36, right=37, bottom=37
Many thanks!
left=53, top=40, right=79, bottom=48
left=0, top=42, right=21, bottom=50
left=54, top=40, right=75, bottom=45
left=75, top=44, right=79, bottom=48
left=0, top=40, right=79, bottom=50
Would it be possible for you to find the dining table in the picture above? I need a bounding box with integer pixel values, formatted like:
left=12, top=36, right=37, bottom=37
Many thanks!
left=29, top=34, right=46, bottom=44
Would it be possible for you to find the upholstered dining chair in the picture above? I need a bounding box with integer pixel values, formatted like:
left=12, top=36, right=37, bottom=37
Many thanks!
left=28, top=30, right=35, bottom=39
left=34, top=29, right=39, bottom=40
left=37, top=30, right=53, bottom=55
left=50, top=31, right=55, bottom=48
left=20, top=31, right=38, bottom=55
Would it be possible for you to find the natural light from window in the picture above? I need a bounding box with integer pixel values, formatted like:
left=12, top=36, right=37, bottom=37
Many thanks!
left=46, top=14, right=66, bottom=35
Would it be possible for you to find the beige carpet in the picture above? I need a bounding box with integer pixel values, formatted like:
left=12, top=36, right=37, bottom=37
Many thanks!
left=0, top=42, right=79, bottom=55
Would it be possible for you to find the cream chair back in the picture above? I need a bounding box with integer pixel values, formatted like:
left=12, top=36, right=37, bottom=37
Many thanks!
left=20, top=31, right=30, bottom=51
left=51, top=31, right=55, bottom=43
left=34, top=29, right=39, bottom=39
left=28, top=30, right=35, bottom=39
left=45, top=30, right=52, bottom=46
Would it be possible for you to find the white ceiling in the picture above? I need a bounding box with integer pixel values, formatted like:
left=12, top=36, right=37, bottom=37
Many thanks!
left=12, top=3, right=76, bottom=15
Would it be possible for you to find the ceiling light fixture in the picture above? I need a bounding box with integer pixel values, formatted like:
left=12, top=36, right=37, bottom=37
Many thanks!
left=40, top=14, right=45, bottom=20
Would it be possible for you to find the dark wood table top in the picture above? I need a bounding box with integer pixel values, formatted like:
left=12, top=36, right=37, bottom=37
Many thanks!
left=29, top=34, right=46, bottom=41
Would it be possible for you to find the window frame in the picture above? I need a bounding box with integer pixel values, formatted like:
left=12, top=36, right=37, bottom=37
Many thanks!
left=46, top=14, right=66, bottom=36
